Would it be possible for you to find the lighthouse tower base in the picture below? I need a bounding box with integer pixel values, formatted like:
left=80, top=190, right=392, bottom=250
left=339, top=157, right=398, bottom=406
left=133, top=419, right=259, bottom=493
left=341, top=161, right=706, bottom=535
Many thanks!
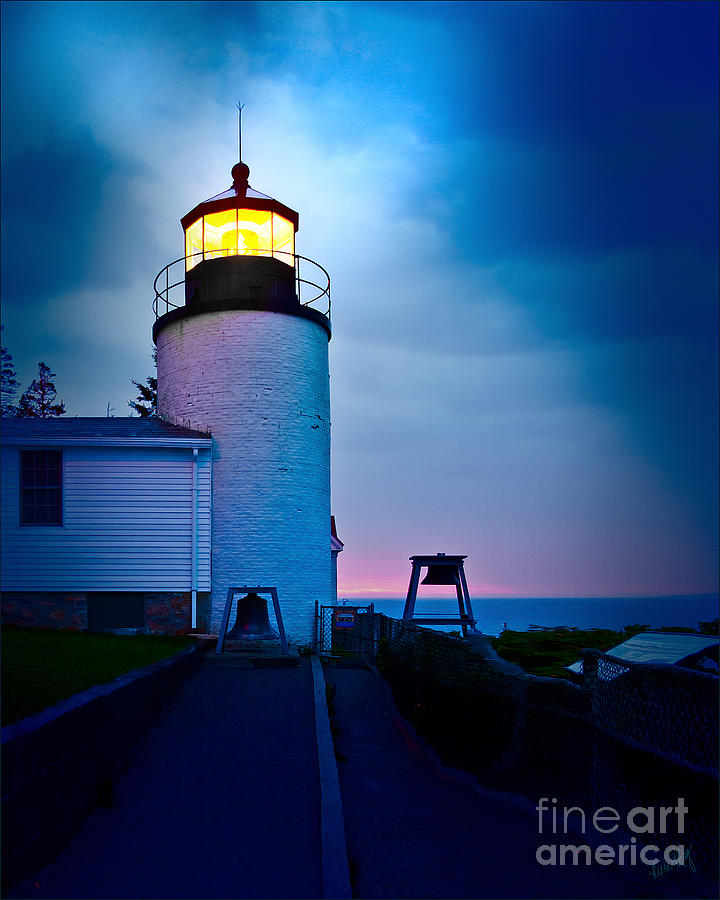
left=156, top=307, right=331, bottom=644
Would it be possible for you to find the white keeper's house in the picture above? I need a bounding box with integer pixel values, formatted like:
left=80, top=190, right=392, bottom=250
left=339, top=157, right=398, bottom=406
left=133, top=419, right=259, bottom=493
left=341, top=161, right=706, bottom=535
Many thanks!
left=0, top=157, right=341, bottom=643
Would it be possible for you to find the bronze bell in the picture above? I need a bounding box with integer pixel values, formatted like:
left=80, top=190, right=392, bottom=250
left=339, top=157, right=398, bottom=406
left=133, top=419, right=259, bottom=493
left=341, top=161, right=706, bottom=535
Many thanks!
left=421, top=565, right=459, bottom=586
left=226, top=592, right=278, bottom=641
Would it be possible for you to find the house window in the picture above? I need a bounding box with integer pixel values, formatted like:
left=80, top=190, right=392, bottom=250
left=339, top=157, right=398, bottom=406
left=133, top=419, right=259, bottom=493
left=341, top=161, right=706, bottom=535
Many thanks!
left=21, top=450, right=63, bottom=525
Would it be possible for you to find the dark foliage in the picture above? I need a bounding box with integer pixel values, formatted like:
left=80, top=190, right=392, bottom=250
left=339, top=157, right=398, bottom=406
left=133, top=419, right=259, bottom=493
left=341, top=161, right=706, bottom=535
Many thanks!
left=128, top=347, right=157, bottom=417
left=16, top=362, right=65, bottom=418
left=1, top=327, right=19, bottom=416
left=490, top=624, right=648, bottom=678
left=128, top=376, right=158, bottom=417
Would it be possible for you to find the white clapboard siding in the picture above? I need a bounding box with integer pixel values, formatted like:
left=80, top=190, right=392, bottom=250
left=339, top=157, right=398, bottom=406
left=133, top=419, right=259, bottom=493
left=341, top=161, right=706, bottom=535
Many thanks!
left=0, top=445, right=211, bottom=591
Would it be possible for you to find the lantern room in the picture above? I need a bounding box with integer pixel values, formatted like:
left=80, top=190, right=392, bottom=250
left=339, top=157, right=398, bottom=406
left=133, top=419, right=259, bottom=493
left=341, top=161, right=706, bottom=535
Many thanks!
left=180, top=162, right=298, bottom=312
left=181, top=163, right=299, bottom=271
left=152, top=159, right=330, bottom=336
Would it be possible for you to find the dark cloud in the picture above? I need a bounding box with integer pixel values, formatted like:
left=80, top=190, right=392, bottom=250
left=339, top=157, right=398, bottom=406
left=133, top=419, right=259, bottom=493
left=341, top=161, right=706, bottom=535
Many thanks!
left=1, top=129, right=150, bottom=303
left=507, top=247, right=718, bottom=343
left=581, top=333, right=718, bottom=550
left=413, top=106, right=717, bottom=265
left=381, top=2, right=718, bottom=263
left=439, top=1, right=718, bottom=143
left=1, top=131, right=111, bottom=300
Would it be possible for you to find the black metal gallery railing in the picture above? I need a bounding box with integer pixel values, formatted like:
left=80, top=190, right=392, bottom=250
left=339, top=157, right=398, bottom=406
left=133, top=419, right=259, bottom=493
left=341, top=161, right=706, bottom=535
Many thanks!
left=153, top=249, right=331, bottom=319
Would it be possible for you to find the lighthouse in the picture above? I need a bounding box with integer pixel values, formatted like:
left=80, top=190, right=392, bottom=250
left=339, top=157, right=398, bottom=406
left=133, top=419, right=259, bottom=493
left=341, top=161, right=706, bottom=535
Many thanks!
left=153, top=157, right=332, bottom=643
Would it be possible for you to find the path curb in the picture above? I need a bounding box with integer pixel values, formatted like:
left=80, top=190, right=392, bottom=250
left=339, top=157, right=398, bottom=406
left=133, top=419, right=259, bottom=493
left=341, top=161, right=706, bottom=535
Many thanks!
left=1, top=642, right=208, bottom=892
left=311, top=655, right=352, bottom=899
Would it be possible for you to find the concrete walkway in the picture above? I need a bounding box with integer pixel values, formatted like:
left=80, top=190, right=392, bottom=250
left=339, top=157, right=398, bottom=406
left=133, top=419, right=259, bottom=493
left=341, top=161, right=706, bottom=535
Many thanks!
left=324, top=666, right=709, bottom=900
left=11, top=660, right=322, bottom=899
left=11, top=657, right=713, bottom=899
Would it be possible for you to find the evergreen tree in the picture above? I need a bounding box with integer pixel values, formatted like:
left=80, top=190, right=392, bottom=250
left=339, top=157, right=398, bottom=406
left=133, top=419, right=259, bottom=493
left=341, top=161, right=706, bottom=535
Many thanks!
left=128, top=347, right=158, bottom=417
left=16, top=362, right=66, bottom=418
left=1, top=327, right=19, bottom=416
left=128, top=376, right=158, bottom=417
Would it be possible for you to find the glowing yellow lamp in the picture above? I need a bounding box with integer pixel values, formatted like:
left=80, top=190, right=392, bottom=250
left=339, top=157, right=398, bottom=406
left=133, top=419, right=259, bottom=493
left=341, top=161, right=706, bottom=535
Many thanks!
left=182, top=163, right=298, bottom=272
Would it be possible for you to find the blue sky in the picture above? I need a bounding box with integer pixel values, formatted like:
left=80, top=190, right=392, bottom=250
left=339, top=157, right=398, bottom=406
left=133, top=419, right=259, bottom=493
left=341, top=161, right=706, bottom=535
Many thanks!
left=1, top=1, right=717, bottom=597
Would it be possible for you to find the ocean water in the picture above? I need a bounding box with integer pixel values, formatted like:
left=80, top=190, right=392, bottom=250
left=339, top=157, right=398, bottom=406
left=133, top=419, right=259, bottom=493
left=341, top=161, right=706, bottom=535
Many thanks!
left=339, top=594, right=719, bottom=638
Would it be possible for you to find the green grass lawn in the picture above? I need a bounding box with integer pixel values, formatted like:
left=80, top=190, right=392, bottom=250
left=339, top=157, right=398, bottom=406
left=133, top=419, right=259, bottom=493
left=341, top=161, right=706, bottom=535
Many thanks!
left=490, top=625, right=647, bottom=678
left=1, top=626, right=195, bottom=726
left=491, top=619, right=718, bottom=679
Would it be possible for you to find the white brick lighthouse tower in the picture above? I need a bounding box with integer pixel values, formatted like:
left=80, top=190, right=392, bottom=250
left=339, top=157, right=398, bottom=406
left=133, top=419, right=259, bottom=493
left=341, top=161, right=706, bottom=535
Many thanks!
left=153, top=158, right=332, bottom=643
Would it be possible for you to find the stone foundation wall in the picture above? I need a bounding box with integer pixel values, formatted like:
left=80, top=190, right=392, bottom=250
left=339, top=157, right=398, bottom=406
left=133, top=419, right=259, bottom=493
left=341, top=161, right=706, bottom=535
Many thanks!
left=0, top=593, right=88, bottom=631
left=0, top=591, right=210, bottom=636
left=144, top=592, right=190, bottom=635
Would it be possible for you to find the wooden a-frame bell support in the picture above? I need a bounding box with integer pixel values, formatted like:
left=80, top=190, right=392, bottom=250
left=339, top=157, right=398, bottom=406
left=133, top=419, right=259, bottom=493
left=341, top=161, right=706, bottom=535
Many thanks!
left=402, top=554, right=476, bottom=636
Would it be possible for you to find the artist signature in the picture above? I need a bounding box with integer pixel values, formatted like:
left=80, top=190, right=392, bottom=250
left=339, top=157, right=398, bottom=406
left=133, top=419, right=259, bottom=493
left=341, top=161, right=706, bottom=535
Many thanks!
left=651, top=842, right=697, bottom=879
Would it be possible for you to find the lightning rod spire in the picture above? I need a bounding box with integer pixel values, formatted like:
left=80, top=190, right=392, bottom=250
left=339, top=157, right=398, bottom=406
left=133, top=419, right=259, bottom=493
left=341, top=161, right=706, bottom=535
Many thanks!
left=237, top=101, right=245, bottom=163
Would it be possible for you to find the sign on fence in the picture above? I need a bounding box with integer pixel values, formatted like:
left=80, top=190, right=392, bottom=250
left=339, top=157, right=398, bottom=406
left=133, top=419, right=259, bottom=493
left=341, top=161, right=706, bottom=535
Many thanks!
left=333, top=611, right=355, bottom=630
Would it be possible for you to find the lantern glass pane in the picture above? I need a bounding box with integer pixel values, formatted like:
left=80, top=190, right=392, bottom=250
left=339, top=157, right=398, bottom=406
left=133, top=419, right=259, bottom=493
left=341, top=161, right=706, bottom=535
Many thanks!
left=272, top=214, right=294, bottom=266
left=236, top=209, right=272, bottom=258
left=203, top=209, right=239, bottom=260
left=185, top=219, right=204, bottom=271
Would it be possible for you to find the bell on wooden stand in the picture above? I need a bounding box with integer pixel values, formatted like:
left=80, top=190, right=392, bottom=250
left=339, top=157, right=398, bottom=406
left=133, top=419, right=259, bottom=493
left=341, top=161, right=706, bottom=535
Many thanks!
left=402, top=553, right=477, bottom=637
left=226, top=592, right=279, bottom=642
left=421, top=565, right=459, bottom=586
